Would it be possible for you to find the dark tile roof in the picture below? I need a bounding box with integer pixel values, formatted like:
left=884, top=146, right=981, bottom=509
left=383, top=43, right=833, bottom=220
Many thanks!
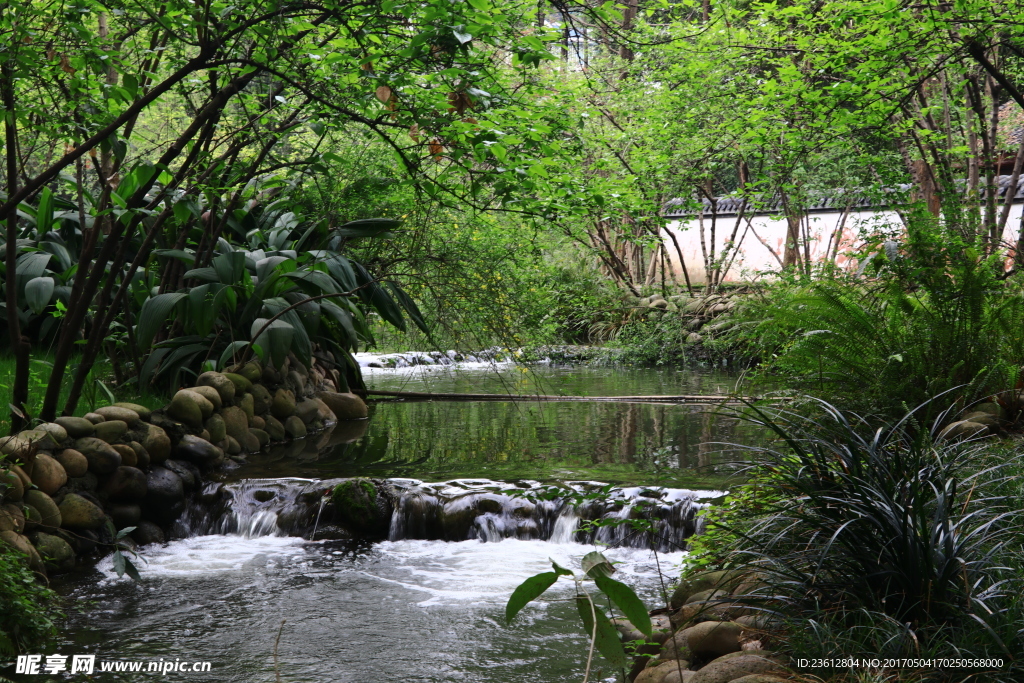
left=663, top=175, right=1024, bottom=218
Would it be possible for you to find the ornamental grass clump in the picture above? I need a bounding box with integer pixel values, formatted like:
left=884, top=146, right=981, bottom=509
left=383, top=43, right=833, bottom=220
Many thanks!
left=715, top=399, right=1024, bottom=677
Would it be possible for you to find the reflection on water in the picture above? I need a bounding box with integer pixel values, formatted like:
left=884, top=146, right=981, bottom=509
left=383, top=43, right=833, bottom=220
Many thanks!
left=239, top=365, right=762, bottom=488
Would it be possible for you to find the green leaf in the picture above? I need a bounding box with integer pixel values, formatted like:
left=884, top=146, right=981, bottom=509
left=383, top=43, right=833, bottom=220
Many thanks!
left=154, top=249, right=195, bottom=265
left=582, top=551, right=616, bottom=579
left=333, top=218, right=401, bottom=238
left=386, top=281, right=429, bottom=334
left=24, top=276, right=54, bottom=314
left=250, top=318, right=294, bottom=369
left=35, top=187, right=54, bottom=232
left=137, top=293, right=187, bottom=348
left=505, top=571, right=559, bottom=622
left=212, top=251, right=246, bottom=285
left=576, top=595, right=627, bottom=669
left=182, top=267, right=219, bottom=282
left=594, top=575, right=652, bottom=636
left=552, top=560, right=573, bottom=577
left=219, top=340, right=250, bottom=370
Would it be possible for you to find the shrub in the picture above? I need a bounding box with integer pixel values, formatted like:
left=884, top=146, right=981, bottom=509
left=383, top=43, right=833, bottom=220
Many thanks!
left=697, top=399, right=1024, bottom=679
left=0, top=543, right=60, bottom=655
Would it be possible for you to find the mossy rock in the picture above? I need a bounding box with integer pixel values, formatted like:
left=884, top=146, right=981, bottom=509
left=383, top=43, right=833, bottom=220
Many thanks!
left=55, top=416, right=95, bottom=439
left=113, top=402, right=153, bottom=421
left=222, top=372, right=253, bottom=393
left=197, top=371, right=236, bottom=404
left=234, top=361, right=263, bottom=384
left=331, top=478, right=390, bottom=539
left=670, top=570, right=748, bottom=609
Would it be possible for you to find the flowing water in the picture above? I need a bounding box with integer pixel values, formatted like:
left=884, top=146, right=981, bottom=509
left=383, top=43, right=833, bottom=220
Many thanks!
left=51, top=364, right=764, bottom=682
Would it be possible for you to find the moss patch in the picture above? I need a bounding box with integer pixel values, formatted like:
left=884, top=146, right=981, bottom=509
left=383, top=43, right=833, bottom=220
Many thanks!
left=331, top=478, right=387, bottom=538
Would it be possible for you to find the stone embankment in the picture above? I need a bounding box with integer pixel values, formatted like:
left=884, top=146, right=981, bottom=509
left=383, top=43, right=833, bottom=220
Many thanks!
left=0, top=350, right=368, bottom=576
left=619, top=569, right=795, bottom=683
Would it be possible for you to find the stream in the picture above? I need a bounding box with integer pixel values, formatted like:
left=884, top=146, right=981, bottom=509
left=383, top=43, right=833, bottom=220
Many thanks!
left=51, top=363, right=761, bottom=682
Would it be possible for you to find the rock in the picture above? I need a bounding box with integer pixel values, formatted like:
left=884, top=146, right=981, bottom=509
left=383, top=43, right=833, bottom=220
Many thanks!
left=295, top=399, right=321, bottom=425
left=262, top=364, right=282, bottom=384
left=30, top=532, right=75, bottom=573
left=101, top=466, right=148, bottom=501
left=95, top=406, right=142, bottom=427
left=250, top=428, right=270, bottom=448
left=55, top=449, right=89, bottom=478
left=75, top=437, right=122, bottom=474
left=660, top=630, right=694, bottom=662
left=705, top=651, right=786, bottom=666
left=937, top=420, right=989, bottom=442
left=1, top=468, right=24, bottom=501
left=686, top=588, right=731, bottom=605
left=284, top=415, right=307, bottom=439
left=132, top=520, right=165, bottom=545
left=206, top=414, right=227, bottom=443
left=22, top=503, right=43, bottom=532
left=235, top=361, right=263, bottom=384
left=971, top=401, right=1005, bottom=420
left=250, top=415, right=266, bottom=430
left=26, top=453, right=66, bottom=495
left=239, top=392, right=255, bottom=421
left=670, top=570, right=747, bottom=609
left=685, top=621, right=742, bottom=660
left=174, top=435, right=224, bottom=467
left=108, top=503, right=141, bottom=530
left=184, top=389, right=216, bottom=419
left=112, top=443, right=137, bottom=467
left=142, top=468, right=185, bottom=525
left=187, top=385, right=223, bottom=410
left=94, top=419, right=129, bottom=444
left=271, top=388, right=297, bottom=419
left=113, top=402, right=153, bottom=421
left=672, top=601, right=748, bottom=628
left=0, top=508, right=14, bottom=533
left=84, top=412, right=105, bottom=424
left=689, top=654, right=786, bottom=683
left=251, top=384, right=272, bottom=415
left=18, top=429, right=58, bottom=450
left=55, top=416, right=95, bottom=439
left=9, top=464, right=31, bottom=489
left=264, top=415, right=286, bottom=441
left=35, top=422, right=69, bottom=444
left=198, top=371, right=237, bottom=404
left=313, top=398, right=336, bottom=423
left=59, top=493, right=107, bottom=530
left=131, top=441, right=151, bottom=469
left=0, top=530, right=45, bottom=573
left=0, top=436, right=31, bottom=459
left=317, top=391, right=368, bottom=420
left=24, top=490, right=61, bottom=529
left=3, top=504, right=25, bottom=533
left=64, top=473, right=99, bottom=496
left=636, top=661, right=694, bottom=683
left=286, top=370, right=307, bottom=396
left=331, top=479, right=390, bottom=538
left=961, top=411, right=1000, bottom=429
left=167, top=390, right=203, bottom=427
left=728, top=676, right=790, bottom=683
left=224, top=436, right=241, bottom=455
left=685, top=332, right=704, bottom=344
left=142, top=424, right=171, bottom=464
left=222, top=372, right=252, bottom=393
left=163, top=460, right=198, bottom=490
left=221, top=405, right=250, bottom=441
left=237, top=430, right=262, bottom=453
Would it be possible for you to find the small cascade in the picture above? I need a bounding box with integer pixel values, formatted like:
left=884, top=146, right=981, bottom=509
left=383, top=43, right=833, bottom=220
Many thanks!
left=187, top=477, right=720, bottom=551
left=179, top=478, right=324, bottom=538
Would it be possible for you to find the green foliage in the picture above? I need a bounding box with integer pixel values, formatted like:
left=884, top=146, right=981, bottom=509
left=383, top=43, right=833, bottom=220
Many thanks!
left=724, top=220, right=1024, bottom=418
left=504, top=552, right=651, bottom=674
left=698, top=399, right=1024, bottom=674
left=0, top=543, right=60, bottom=655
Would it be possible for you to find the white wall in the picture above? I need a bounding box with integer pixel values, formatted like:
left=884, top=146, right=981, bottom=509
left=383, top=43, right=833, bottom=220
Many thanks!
left=663, top=203, right=1024, bottom=283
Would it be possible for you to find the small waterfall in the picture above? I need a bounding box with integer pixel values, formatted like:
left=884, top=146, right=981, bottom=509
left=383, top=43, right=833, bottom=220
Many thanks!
left=187, top=477, right=720, bottom=550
